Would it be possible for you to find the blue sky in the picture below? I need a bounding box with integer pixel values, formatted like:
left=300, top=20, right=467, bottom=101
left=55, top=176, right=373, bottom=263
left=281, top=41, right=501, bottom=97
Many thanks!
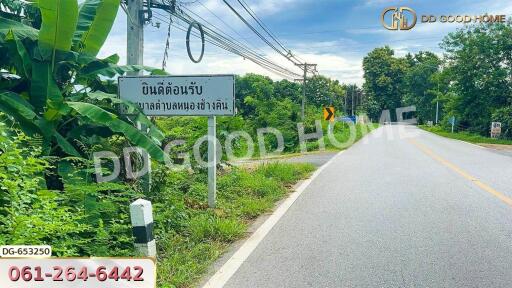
left=99, top=0, right=512, bottom=85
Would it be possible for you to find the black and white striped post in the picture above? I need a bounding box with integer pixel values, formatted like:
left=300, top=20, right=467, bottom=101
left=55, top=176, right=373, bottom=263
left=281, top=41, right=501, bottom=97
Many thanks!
left=130, top=199, right=156, bottom=257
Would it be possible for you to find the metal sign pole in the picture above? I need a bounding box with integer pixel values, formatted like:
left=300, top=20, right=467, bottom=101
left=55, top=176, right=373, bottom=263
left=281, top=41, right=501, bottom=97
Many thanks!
left=208, top=116, right=217, bottom=209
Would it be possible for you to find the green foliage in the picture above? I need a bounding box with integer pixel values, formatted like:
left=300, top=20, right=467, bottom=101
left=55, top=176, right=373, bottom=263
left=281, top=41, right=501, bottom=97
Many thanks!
left=0, top=0, right=41, bottom=28
left=0, top=126, right=74, bottom=252
left=402, top=52, right=441, bottom=123
left=188, top=214, right=246, bottom=243
left=0, top=5, right=166, bottom=163
left=420, top=125, right=512, bottom=145
left=363, top=46, right=409, bottom=121
left=0, top=122, right=141, bottom=256
left=440, top=21, right=512, bottom=134
left=38, top=0, right=79, bottom=61
left=156, top=74, right=364, bottom=162
left=73, top=0, right=120, bottom=56
left=492, top=106, right=512, bottom=138
left=362, top=20, right=512, bottom=134
left=305, top=75, right=347, bottom=109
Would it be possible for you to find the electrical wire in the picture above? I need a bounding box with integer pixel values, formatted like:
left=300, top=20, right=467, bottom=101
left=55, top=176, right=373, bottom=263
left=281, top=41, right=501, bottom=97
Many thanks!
left=221, top=0, right=300, bottom=64
left=152, top=13, right=301, bottom=79
left=236, top=0, right=305, bottom=64
left=125, top=0, right=306, bottom=79
left=153, top=10, right=300, bottom=78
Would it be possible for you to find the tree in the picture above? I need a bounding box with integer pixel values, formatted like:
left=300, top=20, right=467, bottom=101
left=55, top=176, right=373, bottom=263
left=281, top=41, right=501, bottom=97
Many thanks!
left=402, top=51, right=441, bottom=123
left=274, top=79, right=302, bottom=104
left=235, top=74, right=274, bottom=118
left=362, top=46, right=409, bottom=121
left=305, top=75, right=347, bottom=110
left=440, top=20, right=512, bottom=133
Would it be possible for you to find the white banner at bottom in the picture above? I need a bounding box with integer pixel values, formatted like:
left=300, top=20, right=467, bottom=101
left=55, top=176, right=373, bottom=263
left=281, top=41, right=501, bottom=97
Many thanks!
left=0, top=258, right=156, bottom=288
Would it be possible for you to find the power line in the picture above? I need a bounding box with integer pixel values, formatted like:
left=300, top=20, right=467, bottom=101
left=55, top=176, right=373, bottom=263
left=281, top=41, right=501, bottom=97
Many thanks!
left=152, top=10, right=298, bottom=78
left=221, top=0, right=300, bottom=65
left=235, top=0, right=304, bottom=64
left=152, top=12, right=302, bottom=79
left=123, top=0, right=308, bottom=79
left=197, top=1, right=265, bottom=56
left=222, top=0, right=316, bottom=74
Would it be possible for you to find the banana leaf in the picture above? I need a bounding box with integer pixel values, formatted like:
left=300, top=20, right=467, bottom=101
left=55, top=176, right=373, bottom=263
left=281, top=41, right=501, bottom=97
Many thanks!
left=0, top=91, right=37, bottom=120
left=86, top=91, right=165, bottom=142
left=4, top=30, right=32, bottom=78
left=0, top=91, right=42, bottom=136
left=66, top=102, right=166, bottom=162
left=0, top=16, right=38, bottom=40
left=30, top=61, right=63, bottom=113
left=38, top=0, right=79, bottom=60
left=73, top=0, right=119, bottom=56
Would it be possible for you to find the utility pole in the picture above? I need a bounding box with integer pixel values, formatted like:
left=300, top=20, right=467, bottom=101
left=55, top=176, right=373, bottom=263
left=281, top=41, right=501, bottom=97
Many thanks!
left=127, top=0, right=144, bottom=74
left=435, top=101, right=439, bottom=124
left=435, top=82, right=440, bottom=125
left=295, top=63, right=317, bottom=121
left=127, top=0, right=151, bottom=193
left=351, top=86, right=355, bottom=116
left=344, top=90, right=348, bottom=115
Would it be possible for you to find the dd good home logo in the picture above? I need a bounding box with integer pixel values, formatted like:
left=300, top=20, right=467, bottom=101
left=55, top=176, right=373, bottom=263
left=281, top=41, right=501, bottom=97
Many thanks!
left=381, top=7, right=417, bottom=30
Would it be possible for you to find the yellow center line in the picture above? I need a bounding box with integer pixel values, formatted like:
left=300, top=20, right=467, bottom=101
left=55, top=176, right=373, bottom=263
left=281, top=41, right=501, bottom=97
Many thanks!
left=408, top=138, right=512, bottom=207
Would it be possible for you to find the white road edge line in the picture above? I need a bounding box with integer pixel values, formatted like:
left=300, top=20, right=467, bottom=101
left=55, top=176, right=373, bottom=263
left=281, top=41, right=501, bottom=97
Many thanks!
left=201, top=150, right=346, bottom=288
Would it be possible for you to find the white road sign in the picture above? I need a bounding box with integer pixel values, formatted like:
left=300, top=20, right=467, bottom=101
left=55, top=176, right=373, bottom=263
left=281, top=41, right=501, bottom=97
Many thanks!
left=491, top=122, right=502, bottom=138
left=118, top=75, right=235, bottom=116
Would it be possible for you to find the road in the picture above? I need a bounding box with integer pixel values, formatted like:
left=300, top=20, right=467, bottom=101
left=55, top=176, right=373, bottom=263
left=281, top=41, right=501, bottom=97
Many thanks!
left=220, top=125, right=512, bottom=288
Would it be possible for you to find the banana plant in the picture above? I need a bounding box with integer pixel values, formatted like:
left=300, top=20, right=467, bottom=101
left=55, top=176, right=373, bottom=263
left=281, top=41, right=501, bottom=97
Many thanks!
left=0, top=0, right=167, bottom=162
left=73, top=0, right=120, bottom=56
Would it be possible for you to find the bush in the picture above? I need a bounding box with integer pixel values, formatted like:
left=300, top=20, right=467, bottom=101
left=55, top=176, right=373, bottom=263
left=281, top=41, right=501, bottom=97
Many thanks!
left=492, top=106, right=512, bottom=138
left=0, top=123, right=138, bottom=256
left=0, top=124, right=88, bottom=254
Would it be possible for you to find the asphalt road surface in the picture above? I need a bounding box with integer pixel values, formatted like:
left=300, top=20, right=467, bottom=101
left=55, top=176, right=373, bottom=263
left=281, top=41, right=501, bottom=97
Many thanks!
left=223, top=125, right=512, bottom=288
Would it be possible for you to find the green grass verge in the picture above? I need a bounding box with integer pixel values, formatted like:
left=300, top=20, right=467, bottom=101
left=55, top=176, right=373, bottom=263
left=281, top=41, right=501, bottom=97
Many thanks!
left=420, top=125, right=512, bottom=145
left=151, top=163, right=315, bottom=288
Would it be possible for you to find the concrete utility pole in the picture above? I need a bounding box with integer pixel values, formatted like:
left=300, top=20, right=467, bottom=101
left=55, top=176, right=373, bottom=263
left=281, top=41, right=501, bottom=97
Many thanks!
left=435, top=101, right=439, bottom=124
left=435, top=82, right=440, bottom=124
left=344, top=90, right=348, bottom=115
left=127, top=0, right=144, bottom=74
left=351, top=87, right=355, bottom=116
left=295, top=63, right=317, bottom=121
left=127, top=0, right=151, bottom=193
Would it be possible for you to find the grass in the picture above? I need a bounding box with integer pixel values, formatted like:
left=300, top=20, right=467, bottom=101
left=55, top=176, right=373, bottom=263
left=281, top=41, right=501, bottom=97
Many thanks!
left=420, top=125, right=512, bottom=145
left=152, top=163, right=315, bottom=288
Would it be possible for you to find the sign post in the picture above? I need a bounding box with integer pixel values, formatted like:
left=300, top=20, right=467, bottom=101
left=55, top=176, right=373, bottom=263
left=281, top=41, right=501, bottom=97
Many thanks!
left=449, top=116, right=456, bottom=133
left=208, top=116, right=217, bottom=208
left=119, top=75, right=235, bottom=209
left=323, top=106, right=335, bottom=133
left=491, top=122, right=502, bottom=139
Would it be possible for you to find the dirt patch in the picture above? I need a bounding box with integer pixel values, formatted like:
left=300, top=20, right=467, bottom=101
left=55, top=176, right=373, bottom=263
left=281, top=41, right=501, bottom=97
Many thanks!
left=478, top=143, right=512, bottom=151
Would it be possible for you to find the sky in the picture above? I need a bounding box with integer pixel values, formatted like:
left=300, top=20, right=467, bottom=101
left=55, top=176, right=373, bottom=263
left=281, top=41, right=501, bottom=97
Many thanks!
left=99, top=0, right=512, bottom=86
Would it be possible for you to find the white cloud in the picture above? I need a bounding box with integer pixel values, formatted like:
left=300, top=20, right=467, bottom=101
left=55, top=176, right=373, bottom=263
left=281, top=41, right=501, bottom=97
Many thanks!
left=100, top=0, right=512, bottom=87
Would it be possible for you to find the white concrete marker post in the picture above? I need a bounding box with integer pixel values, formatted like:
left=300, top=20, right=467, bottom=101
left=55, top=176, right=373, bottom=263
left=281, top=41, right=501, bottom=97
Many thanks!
left=130, top=199, right=156, bottom=257
left=208, top=116, right=217, bottom=209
